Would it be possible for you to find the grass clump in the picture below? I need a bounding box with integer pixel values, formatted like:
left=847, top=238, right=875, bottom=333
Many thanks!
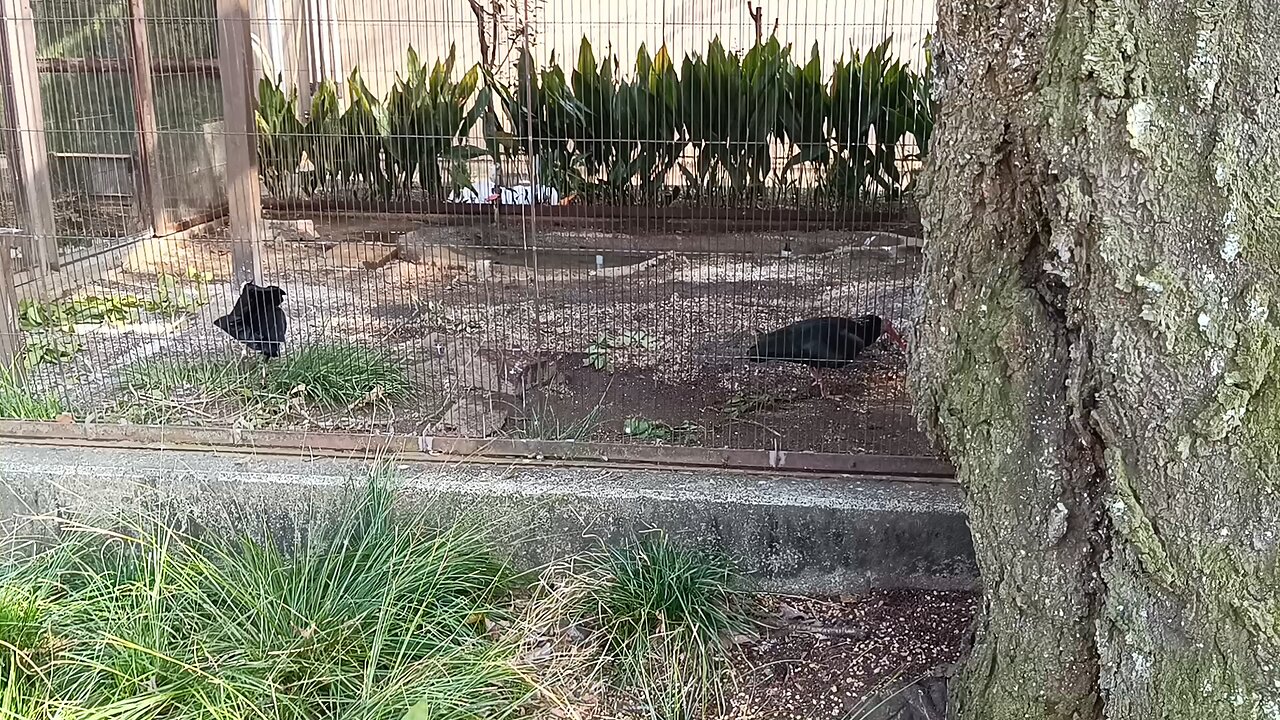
left=121, top=355, right=252, bottom=396
left=121, top=343, right=411, bottom=421
left=582, top=534, right=750, bottom=718
left=0, top=582, right=48, bottom=680
left=0, top=481, right=529, bottom=720
left=0, top=366, right=68, bottom=420
left=0, top=478, right=760, bottom=720
left=267, top=343, right=412, bottom=407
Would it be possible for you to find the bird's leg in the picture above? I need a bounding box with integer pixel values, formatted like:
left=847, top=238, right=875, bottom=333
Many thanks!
left=809, top=368, right=843, bottom=400
left=808, top=367, right=826, bottom=398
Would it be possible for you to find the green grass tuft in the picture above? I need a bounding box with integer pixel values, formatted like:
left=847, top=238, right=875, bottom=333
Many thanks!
left=583, top=534, right=751, bottom=718
left=0, top=583, right=47, bottom=682
left=590, top=536, right=745, bottom=652
left=0, top=366, right=68, bottom=420
left=0, top=480, right=763, bottom=720
left=267, top=343, right=412, bottom=408
left=0, top=481, right=529, bottom=720
left=121, top=355, right=252, bottom=396
left=121, top=343, right=412, bottom=420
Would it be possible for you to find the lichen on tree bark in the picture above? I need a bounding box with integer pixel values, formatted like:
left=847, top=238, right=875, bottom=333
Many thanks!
left=910, top=0, right=1280, bottom=718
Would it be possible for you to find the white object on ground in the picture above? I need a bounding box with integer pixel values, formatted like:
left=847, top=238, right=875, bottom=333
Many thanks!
left=449, top=179, right=560, bottom=206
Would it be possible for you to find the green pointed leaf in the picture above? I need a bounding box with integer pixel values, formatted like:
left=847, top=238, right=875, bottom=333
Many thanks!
left=577, top=36, right=597, bottom=80
left=457, top=64, right=480, bottom=99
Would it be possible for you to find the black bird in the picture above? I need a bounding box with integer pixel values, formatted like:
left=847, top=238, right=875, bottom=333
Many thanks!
left=213, top=282, right=288, bottom=358
left=745, top=315, right=906, bottom=397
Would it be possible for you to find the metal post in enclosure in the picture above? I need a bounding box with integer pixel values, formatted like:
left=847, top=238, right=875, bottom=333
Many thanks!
left=0, top=0, right=56, bottom=275
left=216, top=0, right=264, bottom=284
left=126, top=0, right=172, bottom=237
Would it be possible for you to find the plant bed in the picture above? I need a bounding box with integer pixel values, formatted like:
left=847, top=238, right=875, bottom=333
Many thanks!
left=0, top=481, right=974, bottom=719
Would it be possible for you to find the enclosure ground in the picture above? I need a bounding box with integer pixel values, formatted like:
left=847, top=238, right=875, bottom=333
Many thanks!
left=18, top=214, right=933, bottom=456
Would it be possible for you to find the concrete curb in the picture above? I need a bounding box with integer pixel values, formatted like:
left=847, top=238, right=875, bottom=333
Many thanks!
left=0, top=445, right=976, bottom=595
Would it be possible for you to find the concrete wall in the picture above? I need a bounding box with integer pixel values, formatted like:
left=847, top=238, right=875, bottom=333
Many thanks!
left=0, top=445, right=975, bottom=595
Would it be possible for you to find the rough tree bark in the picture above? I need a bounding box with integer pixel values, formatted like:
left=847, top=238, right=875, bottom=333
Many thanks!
left=910, top=0, right=1280, bottom=717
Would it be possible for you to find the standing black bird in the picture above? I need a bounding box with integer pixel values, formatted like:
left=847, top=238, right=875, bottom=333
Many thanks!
left=213, top=282, right=288, bottom=358
left=745, top=315, right=906, bottom=397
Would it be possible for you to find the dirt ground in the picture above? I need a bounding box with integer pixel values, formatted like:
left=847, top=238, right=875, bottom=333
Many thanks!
left=573, top=589, right=976, bottom=719
left=20, top=214, right=935, bottom=456
left=723, top=590, right=974, bottom=719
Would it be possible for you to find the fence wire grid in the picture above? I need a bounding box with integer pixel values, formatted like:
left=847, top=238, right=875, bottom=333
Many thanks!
left=0, top=0, right=939, bottom=462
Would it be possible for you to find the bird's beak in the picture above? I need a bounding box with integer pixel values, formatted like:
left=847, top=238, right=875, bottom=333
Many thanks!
left=883, top=321, right=908, bottom=352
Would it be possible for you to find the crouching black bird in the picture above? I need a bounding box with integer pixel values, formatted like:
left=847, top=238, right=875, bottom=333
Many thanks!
left=745, top=314, right=906, bottom=397
left=213, top=282, right=288, bottom=359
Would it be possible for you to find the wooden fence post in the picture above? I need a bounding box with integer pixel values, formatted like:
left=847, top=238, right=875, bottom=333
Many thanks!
left=0, top=0, right=57, bottom=275
left=216, top=0, right=263, bottom=285
left=126, top=0, right=172, bottom=236
left=0, top=230, right=22, bottom=371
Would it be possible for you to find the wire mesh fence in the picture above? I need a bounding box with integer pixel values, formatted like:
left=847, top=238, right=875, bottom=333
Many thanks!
left=0, top=0, right=939, bottom=462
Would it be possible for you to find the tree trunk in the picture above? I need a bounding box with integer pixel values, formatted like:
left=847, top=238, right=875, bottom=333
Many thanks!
left=911, top=0, right=1280, bottom=717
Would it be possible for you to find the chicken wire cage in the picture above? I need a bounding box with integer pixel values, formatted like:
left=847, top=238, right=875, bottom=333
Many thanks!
left=0, top=0, right=942, bottom=467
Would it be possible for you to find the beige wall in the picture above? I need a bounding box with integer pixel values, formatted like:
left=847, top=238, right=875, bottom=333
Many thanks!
left=249, top=0, right=935, bottom=101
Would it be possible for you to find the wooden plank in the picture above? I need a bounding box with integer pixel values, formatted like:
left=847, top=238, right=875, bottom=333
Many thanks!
left=259, top=197, right=924, bottom=235
left=260, top=197, right=917, bottom=225
left=422, top=437, right=958, bottom=478
left=216, top=0, right=263, bottom=284
left=126, top=0, right=172, bottom=235
left=325, top=241, right=399, bottom=269
left=0, top=230, right=22, bottom=370
left=0, top=420, right=959, bottom=483
left=37, top=57, right=221, bottom=75
left=159, top=206, right=229, bottom=236
left=0, top=0, right=57, bottom=274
